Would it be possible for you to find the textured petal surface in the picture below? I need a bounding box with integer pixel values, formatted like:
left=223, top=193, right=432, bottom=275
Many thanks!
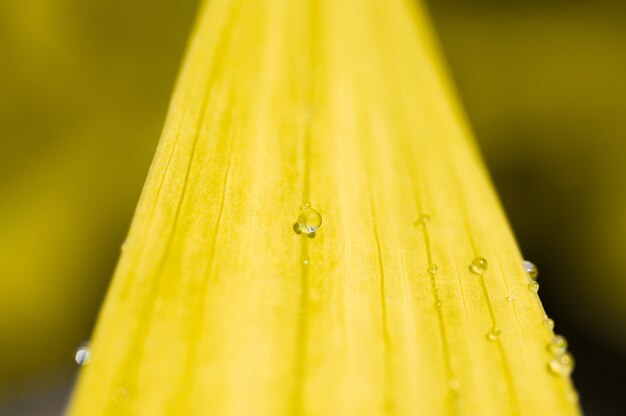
left=68, top=0, right=580, bottom=414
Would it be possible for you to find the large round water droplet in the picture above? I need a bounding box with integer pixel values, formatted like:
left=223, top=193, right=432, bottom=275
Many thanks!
left=523, top=260, right=538, bottom=279
left=293, top=206, right=322, bottom=237
left=75, top=345, right=91, bottom=366
left=469, top=257, right=488, bottom=274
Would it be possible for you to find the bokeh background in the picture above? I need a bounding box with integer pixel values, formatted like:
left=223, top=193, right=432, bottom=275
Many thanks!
left=0, top=0, right=624, bottom=414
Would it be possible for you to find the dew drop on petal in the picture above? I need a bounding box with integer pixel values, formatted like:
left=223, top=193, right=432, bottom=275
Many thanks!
left=528, top=281, right=540, bottom=293
left=548, top=353, right=575, bottom=377
left=523, top=260, right=538, bottom=279
left=75, top=345, right=91, bottom=366
left=469, top=257, right=488, bottom=274
left=543, top=315, right=555, bottom=330
left=428, top=264, right=438, bottom=274
left=294, top=206, right=322, bottom=237
left=547, top=335, right=568, bottom=355
left=486, top=328, right=501, bottom=341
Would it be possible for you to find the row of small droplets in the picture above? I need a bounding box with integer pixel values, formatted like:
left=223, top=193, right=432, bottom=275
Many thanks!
left=416, top=214, right=462, bottom=413
left=74, top=207, right=575, bottom=404
left=521, top=261, right=575, bottom=379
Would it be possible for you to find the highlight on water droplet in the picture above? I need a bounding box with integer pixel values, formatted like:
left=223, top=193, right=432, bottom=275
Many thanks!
left=75, top=344, right=91, bottom=366
left=528, top=281, right=540, bottom=293
left=486, top=328, right=501, bottom=341
left=469, top=257, right=488, bottom=274
left=303, top=258, right=310, bottom=265
left=435, top=300, right=443, bottom=309
left=505, top=293, right=516, bottom=302
left=523, top=260, right=538, bottom=279
left=548, top=352, right=575, bottom=377
left=547, top=335, right=568, bottom=355
left=293, top=205, right=322, bottom=238
left=428, top=264, right=438, bottom=274
left=543, top=315, right=555, bottom=330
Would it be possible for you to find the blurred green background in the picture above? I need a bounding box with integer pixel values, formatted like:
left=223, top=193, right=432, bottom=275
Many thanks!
left=0, top=0, right=624, bottom=414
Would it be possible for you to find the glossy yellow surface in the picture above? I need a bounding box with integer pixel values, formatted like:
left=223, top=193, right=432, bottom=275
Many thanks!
left=68, top=0, right=579, bottom=414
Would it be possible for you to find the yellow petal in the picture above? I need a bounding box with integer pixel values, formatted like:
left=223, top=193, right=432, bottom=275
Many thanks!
left=68, top=0, right=580, bottom=414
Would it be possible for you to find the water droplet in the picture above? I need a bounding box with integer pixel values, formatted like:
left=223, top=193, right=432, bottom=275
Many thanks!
left=567, top=390, right=579, bottom=403
left=547, top=335, right=568, bottom=355
left=301, top=202, right=311, bottom=209
left=435, top=300, right=443, bottom=309
left=428, top=264, right=438, bottom=274
left=528, top=281, right=540, bottom=293
left=486, top=328, right=501, bottom=341
left=303, top=258, right=309, bottom=265
left=543, top=315, right=555, bottom=330
left=469, top=257, right=488, bottom=274
left=523, top=260, right=538, bottom=279
left=293, top=206, right=322, bottom=237
left=112, top=387, right=130, bottom=404
left=548, top=353, right=574, bottom=377
left=75, top=345, right=91, bottom=366
left=505, top=293, right=516, bottom=302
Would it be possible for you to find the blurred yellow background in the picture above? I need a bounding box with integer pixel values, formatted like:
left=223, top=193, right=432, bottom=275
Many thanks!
left=0, top=0, right=624, bottom=414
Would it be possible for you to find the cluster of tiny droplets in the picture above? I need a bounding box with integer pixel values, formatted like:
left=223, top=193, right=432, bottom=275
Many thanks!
left=519, top=261, right=576, bottom=379
left=293, top=203, right=322, bottom=238
left=293, top=209, right=577, bottom=383
left=547, top=335, right=575, bottom=377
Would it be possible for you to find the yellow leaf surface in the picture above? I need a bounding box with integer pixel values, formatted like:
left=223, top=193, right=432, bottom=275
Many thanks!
left=68, top=0, right=580, bottom=414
